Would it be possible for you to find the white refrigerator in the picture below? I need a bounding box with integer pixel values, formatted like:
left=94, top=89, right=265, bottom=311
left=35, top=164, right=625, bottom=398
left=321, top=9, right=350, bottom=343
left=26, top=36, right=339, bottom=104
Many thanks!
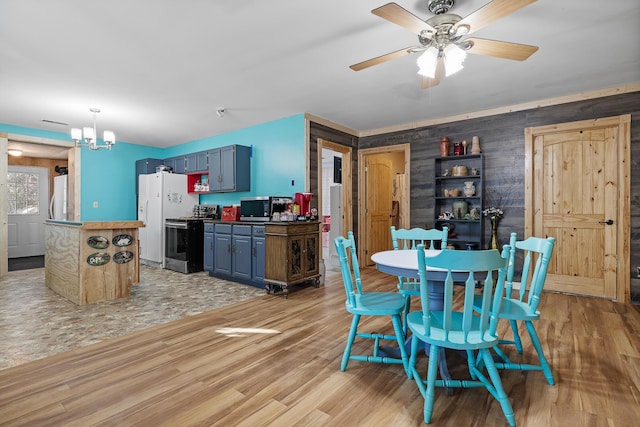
left=49, top=174, right=68, bottom=220
left=138, top=172, right=198, bottom=268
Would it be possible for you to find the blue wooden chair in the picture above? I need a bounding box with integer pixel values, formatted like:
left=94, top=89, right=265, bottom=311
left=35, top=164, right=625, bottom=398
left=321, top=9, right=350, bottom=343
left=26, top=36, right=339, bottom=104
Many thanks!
left=477, top=233, right=556, bottom=385
left=390, top=226, right=448, bottom=334
left=334, top=232, right=409, bottom=375
left=407, top=245, right=515, bottom=426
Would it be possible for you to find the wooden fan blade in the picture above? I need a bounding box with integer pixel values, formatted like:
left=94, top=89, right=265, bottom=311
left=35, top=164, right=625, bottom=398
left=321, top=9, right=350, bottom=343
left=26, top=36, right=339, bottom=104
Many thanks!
left=456, top=0, right=537, bottom=35
left=350, top=46, right=418, bottom=71
left=421, top=59, right=443, bottom=89
left=372, top=2, right=437, bottom=35
left=466, top=38, right=539, bottom=61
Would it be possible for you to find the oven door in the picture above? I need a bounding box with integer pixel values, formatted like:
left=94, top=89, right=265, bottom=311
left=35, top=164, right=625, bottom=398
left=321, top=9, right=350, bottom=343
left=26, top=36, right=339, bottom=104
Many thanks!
left=165, top=220, right=188, bottom=272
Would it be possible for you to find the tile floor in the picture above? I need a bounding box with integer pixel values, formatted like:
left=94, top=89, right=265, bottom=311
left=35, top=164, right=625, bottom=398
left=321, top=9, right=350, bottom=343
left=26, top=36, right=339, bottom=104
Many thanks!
left=0, top=266, right=265, bottom=370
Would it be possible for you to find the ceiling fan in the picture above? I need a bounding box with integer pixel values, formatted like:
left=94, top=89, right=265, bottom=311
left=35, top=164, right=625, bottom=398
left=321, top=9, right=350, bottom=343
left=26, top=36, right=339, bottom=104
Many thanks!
left=350, top=0, right=539, bottom=88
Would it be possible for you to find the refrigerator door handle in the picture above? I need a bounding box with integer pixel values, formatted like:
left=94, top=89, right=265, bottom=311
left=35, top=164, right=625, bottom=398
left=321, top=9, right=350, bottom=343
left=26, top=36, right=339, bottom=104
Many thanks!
left=49, top=195, right=55, bottom=219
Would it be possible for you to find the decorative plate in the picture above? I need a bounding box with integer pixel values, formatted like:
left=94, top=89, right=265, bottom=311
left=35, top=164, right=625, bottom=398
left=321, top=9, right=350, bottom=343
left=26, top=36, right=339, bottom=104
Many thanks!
left=113, top=251, right=134, bottom=264
left=87, top=252, right=110, bottom=266
left=112, top=234, right=133, bottom=247
left=87, top=236, right=109, bottom=249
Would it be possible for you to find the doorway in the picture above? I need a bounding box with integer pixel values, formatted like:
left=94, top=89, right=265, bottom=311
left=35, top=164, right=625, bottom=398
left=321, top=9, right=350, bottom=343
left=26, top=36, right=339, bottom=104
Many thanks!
left=7, top=165, right=49, bottom=258
left=358, top=144, right=410, bottom=266
left=524, top=115, right=630, bottom=302
left=317, top=139, right=352, bottom=271
left=1, top=135, right=76, bottom=277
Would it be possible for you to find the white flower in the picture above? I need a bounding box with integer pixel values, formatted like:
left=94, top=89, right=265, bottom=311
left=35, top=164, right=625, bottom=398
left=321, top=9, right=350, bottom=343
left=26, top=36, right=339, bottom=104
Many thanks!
left=482, top=207, right=504, bottom=219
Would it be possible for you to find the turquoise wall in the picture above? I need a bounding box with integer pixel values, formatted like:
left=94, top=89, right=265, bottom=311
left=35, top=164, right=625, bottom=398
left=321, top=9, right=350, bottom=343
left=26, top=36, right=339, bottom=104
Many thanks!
left=175, top=114, right=307, bottom=207
left=80, top=142, right=164, bottom=221
left=2, top=113, right=306, bottom=220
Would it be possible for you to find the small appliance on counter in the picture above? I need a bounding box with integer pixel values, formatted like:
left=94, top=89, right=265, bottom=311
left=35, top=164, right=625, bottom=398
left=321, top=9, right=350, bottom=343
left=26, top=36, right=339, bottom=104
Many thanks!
left=192, top=204, right=220, bottom=219
left=222, top=205, right=241, bottom=222
left=240, top=196, right=293, bottom=222
left=294, top=192, right=313, bottom=217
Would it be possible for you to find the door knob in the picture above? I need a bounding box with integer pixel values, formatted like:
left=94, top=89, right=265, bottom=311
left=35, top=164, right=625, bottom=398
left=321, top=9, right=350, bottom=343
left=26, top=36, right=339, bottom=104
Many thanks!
left=599, top=219, right=614, bottom=225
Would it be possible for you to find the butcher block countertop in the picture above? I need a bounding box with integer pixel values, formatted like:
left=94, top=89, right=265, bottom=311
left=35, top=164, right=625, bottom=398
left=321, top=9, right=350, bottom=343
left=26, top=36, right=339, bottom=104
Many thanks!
left=44, top=221, right=143, bottom=305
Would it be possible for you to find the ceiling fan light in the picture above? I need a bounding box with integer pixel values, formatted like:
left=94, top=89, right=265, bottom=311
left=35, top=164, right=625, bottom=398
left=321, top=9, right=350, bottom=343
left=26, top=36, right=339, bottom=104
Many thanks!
left=444, top=43, right=466, bottom=76
left=417, top=47, right=438, bottom=78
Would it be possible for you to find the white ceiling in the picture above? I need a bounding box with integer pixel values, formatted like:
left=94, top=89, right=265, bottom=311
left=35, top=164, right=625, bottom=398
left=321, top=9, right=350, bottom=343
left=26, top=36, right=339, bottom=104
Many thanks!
left=1, top=0, right=639, bottom=153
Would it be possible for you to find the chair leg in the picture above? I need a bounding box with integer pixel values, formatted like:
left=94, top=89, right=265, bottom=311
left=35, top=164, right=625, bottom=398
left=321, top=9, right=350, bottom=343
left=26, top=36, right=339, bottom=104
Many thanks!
left=510, top=319, right=523, bottom=354
left=525, top=320, right=555, bottom=385
left=467, top=350, right=478, bottom=380
left=402, top=295, right=411, bottom=336
left=390, top=314, right=410, bottom=377
left=341, top=314, right=360, bottom=371
left=423, top=343, right=440, bottom=424
left=409, top=333, right=420, bottom=381
left=480, top=348, right=516, bottom=427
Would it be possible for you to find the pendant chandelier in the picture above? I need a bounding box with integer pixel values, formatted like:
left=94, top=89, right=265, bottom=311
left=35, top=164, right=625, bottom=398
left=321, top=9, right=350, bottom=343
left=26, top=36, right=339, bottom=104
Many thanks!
left=71, top=108, right=116, bottom=150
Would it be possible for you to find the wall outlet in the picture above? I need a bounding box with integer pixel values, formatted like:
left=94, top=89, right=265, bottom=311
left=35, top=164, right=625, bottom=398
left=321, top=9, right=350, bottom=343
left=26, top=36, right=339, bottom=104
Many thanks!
left=93, top=201, right=99, bottom=208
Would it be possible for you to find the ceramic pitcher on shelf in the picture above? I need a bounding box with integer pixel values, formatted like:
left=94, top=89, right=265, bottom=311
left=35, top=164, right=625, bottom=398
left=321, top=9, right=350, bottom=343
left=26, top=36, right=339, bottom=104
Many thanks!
left=463, top=181, right=475, bottom=197
left=471, top=135, right=481, bottom=154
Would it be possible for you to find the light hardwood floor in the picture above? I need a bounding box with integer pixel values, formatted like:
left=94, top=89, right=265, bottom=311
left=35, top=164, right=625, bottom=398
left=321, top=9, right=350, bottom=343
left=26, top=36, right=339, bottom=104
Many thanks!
left=1, top=267, right=639, bottom=426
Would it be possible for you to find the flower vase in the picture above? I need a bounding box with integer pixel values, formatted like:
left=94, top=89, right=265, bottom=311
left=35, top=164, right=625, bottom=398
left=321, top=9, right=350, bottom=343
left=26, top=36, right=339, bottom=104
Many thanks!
left=489, top=217, right=499, bottom=250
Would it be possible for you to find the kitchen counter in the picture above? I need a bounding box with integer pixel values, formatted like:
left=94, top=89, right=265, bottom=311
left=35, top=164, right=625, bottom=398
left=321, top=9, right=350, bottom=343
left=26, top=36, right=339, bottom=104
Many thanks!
left=44, top=220, right=144, bottom=304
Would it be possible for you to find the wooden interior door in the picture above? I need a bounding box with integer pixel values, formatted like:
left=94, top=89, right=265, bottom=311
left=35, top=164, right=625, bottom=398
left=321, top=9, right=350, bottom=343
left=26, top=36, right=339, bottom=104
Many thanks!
left=525, top=115, right=630, bottom=301
left=365, top=157, right=392, bottom=265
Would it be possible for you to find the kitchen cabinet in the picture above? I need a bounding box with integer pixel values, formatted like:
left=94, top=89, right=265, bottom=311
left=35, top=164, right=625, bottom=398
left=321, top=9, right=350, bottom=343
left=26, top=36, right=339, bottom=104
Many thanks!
left=252, top=226, right=266, bottom=282
left=208, top=145, right=251, bottom=193
left=434, top=154, right=483, bottom=249
left=135, top=158, right=163, bottom=195
left=164, top=156, right=186, bottom=174
left=185, top=151, right=209, bottom=173
left=231, top=225, right=252, bottom=281
left=203, top=222, right=214, bottom=272
left=213, top=224, right=232, bottom=276
left=209, top=222, right=265, bottom=288
left=264, top=222, right=321, bottom=298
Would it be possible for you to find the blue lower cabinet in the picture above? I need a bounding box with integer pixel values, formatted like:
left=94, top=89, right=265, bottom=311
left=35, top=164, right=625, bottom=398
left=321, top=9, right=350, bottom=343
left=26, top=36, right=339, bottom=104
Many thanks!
left=209, top=223, right=266, bottom=288
left=203, top=223, right=214, bottom=272
left=252, top=226, right=266, bottom=282
left=213, top=225, right=232, bottom=276
left=231, top=232, right=252, bottom=280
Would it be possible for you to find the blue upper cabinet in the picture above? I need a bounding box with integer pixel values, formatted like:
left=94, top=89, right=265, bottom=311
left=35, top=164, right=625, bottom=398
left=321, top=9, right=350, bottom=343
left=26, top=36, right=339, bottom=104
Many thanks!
left=185, top=152, right=208, bottom=173
left=209, top=145, right=250, bottom=193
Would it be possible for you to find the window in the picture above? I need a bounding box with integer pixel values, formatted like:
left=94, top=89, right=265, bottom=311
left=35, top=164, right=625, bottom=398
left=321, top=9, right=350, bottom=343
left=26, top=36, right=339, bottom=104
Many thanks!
left=7, top=172, right=40, bottom=215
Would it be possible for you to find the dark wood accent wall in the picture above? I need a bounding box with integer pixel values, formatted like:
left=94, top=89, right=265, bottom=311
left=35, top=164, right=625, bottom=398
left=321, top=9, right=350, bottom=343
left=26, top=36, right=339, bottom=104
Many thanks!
left=308, top=121, right=359, bottom=237
left=358, top=92, right=640, bottom=301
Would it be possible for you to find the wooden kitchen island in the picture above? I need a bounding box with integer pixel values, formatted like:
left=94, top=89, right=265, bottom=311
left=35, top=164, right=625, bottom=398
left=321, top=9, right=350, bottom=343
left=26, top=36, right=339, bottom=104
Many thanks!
left=44, top=220, right=144, bottom=305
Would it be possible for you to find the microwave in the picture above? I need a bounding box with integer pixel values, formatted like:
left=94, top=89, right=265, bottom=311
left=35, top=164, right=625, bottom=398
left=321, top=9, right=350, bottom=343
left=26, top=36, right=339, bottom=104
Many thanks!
left=240, top=197, right=292, bottom=221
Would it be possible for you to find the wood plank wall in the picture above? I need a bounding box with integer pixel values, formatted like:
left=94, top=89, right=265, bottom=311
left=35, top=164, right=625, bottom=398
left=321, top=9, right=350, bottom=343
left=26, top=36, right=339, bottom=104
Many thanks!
left=309, top=92, right=640, bottom=301
left=308, top=122, right=359, bottom=238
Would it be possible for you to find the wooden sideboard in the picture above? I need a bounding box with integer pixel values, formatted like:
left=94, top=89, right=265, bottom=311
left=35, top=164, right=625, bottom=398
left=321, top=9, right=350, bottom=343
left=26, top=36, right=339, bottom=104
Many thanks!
left=264, top=221, right=321, bottom=298
left=44, top=220, right=143, bottom=304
